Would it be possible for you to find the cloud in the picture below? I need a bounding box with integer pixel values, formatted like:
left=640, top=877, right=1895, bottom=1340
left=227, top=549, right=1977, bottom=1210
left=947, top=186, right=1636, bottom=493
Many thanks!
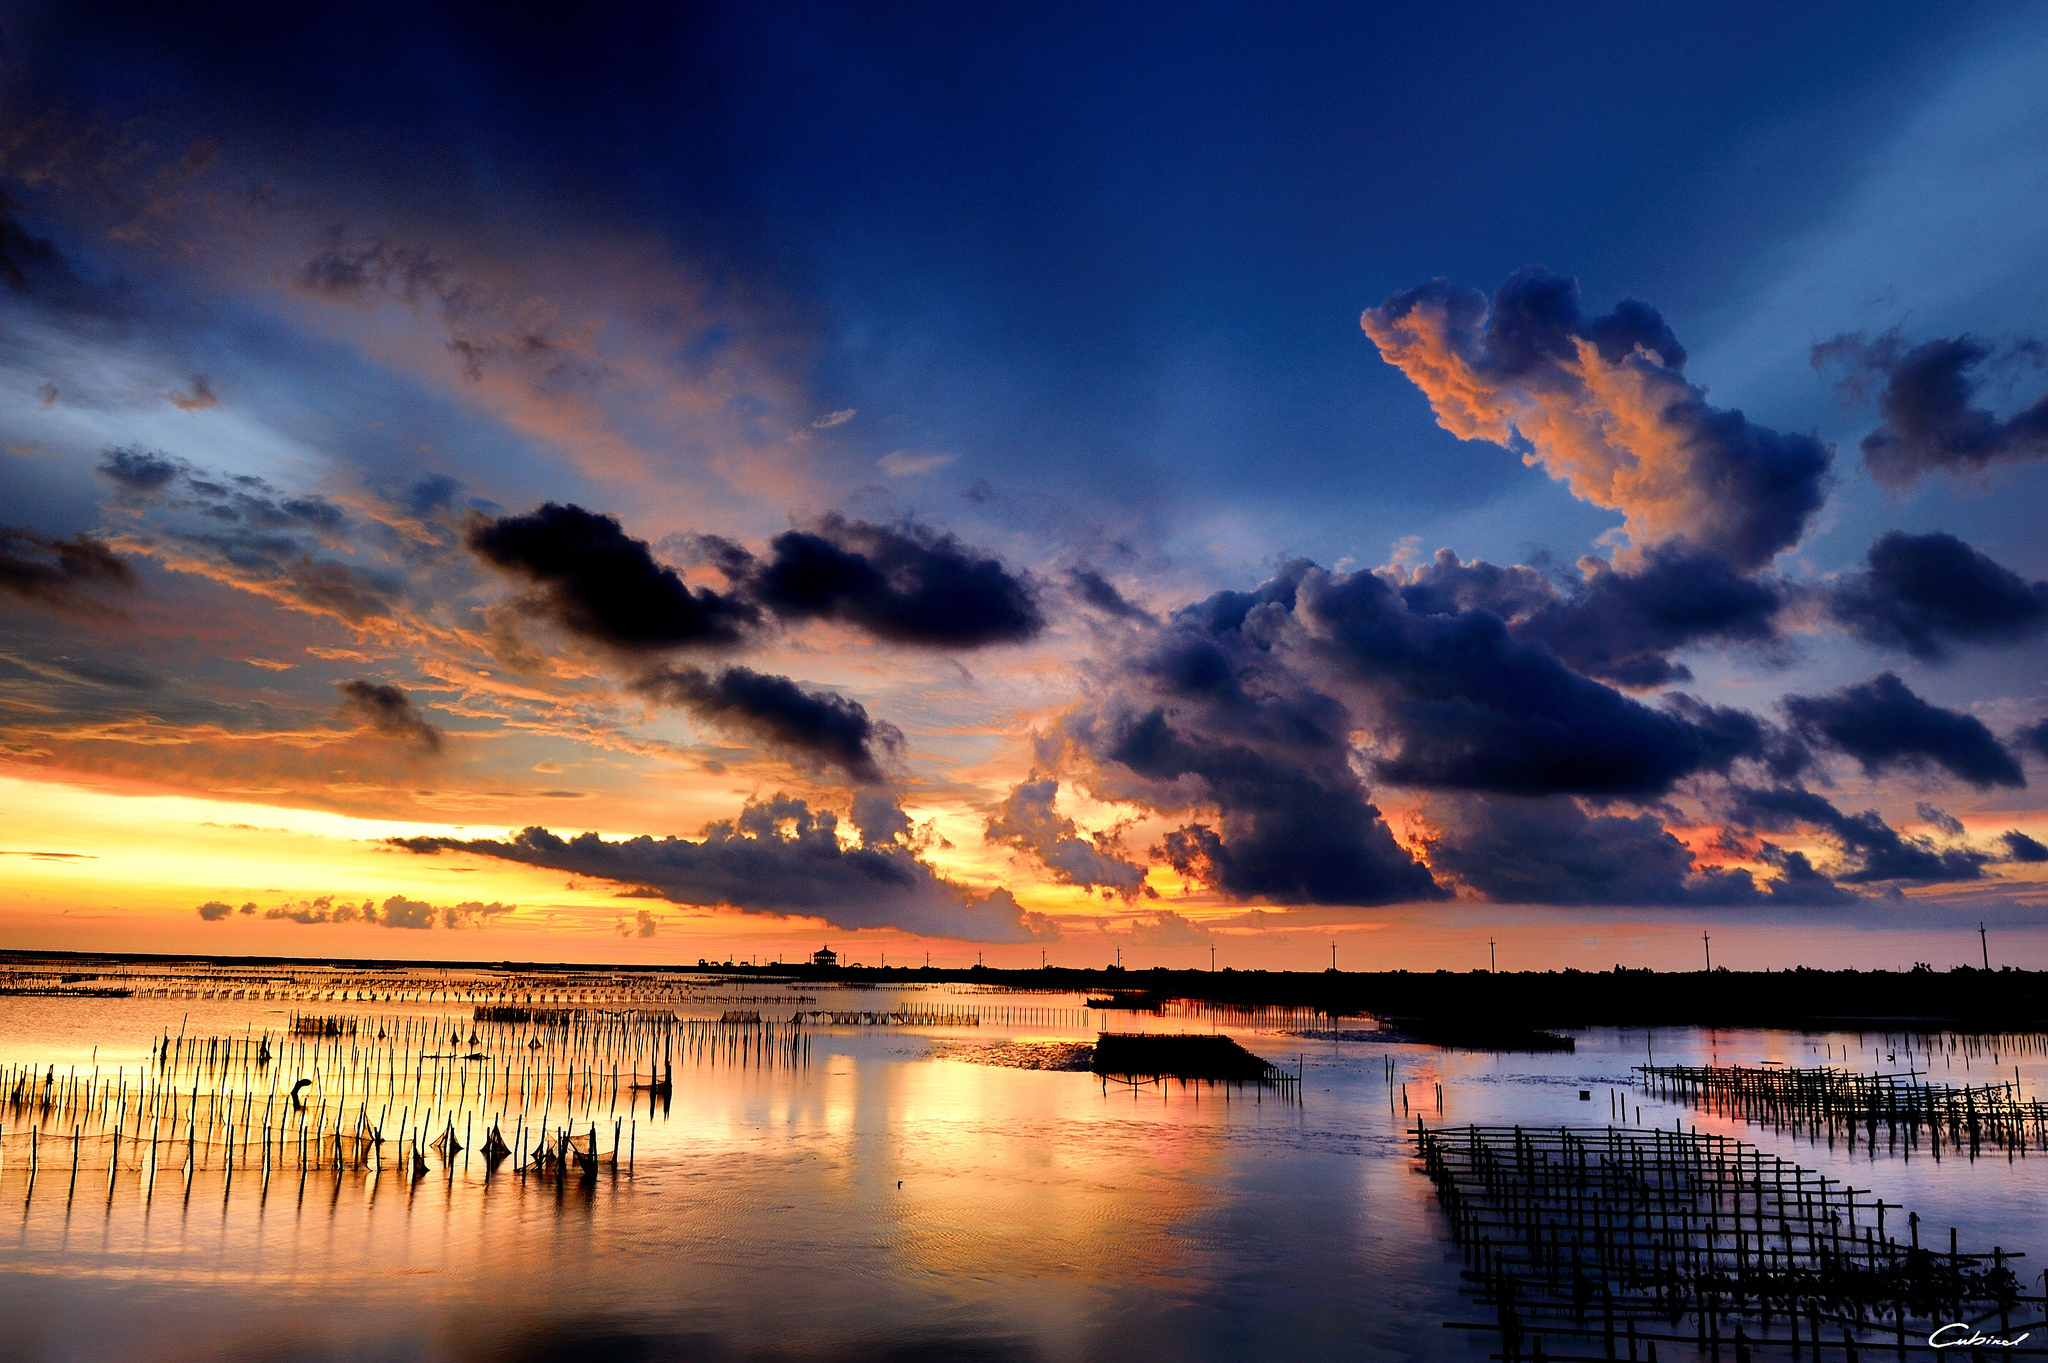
left=1056, top=566, right=1444, bottom=906
left=335, top=678, right=443, bottom=753
left=2003, top=830, right=2048, bottom=863
left=877, top=449, right=956, bottom=476
left=378, top=894, right=438, bottom=929
left=393, top=793, right=1037, bottom=941
left=236, top=893, right=513, bottom=927
left=467, top=503, right=760, bottom=652
left=0, top=190, right=84, bottom=302
left=1722, top=785, right=1993, bottom=883
left=2019, top=720, right=2048, bottom=763
left=1364, top=269, right=1832, bottom=570
left=1814, top=332, right=2048, bottom=488
left=196, top=900, right=233, bottom=921
left=632, top=664, right=901, bottom=784
left=1296, top=564, right=1767, bottom=796
left=748, top=513, right=1043, bottom=647
left=1417, top=792, right=1855, bottom=906
left=95, top=447, right=184, bottom=493
left=0, top=527, right=136, bottom=615
left=1067, top=568, right=1152, bottom=622
left=1826, top=531, right=2048, bottom=661
left=811, top=409, right=857, bottom=429
left=1117, top=909, right=1212, bottom=945
left=1398, top=545, right=1783, bottom=690
left=1783, top=672, right=2023, bottom=789
left=166, top=375, right=219, bottom=412
left=985, top=775, right=1146, bottom=898
left=617, top=908, right=659, bottom=937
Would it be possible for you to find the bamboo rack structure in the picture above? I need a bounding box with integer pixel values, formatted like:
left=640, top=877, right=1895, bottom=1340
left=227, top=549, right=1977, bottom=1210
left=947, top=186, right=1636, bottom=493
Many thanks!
left=1417, top=1121, right=2043, bottom=1360
left=0, top=1008, right=809, bottom=1199
left=1638, top=1064, right=2048, bottom=1160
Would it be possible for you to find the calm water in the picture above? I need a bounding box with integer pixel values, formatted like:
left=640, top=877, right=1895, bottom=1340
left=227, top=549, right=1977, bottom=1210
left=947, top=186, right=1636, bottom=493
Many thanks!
left=2, top=972, right=2046, bottom=1362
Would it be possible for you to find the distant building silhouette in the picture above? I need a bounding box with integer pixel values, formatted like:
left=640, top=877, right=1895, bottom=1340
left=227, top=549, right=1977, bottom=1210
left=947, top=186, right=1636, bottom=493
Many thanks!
left=812, top=944, right=838, bottom=967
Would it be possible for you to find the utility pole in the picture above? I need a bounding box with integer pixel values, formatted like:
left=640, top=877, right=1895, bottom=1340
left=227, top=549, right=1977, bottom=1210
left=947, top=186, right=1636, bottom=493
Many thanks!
left=1116, top=947, right=1121, bottom=969
left=1703, top=932, right=1712, bottom=973
left=1210, top=944, right=1216, bottom=972
left=1041, top=949, right=1046, bottom=969
left=1982, top=922, right=1991, bottom=971
left=1331, top=940, right=1338, bottom=972
left=1488, top=937, right=1496, bottom=973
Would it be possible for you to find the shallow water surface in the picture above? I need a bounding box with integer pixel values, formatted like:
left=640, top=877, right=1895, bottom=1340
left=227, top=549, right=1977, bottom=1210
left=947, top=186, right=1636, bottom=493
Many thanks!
left=2, top=972, right=2045, bottom=1361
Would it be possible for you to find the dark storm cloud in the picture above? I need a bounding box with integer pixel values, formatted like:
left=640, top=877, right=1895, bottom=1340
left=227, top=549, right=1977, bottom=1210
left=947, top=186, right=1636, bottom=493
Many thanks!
left=2019, top=720, right=2048, bottom=763
left=1418, top=793, right=1855, bottom=906
left=95, top=446, right=184, bottom=493
left=0, top=527, right=136, bottom=614
left=393, top=794, right=1044, bottom=941
left=748, top=514, right=1044, bottom=647
left=1722, top=785, right=1993, bottom=884
left=984, top=775, right=1146, bottom=897
left=631, top=664, right=900, bottom=784
left=335, top=678, right=443, bottom=753
left=1826, top=531, right=2048, bottom=661
left=1783, top=672, right=2023, bottom=789
left=1814, top=332, right=2048, bottom=488
left=1296, top=566, right=1763, bottom=797
left=1056, top=564, right=1444, bottom=906
left=467, top=503, right=760, bottom=652
left=2003, top=830, right=2048, bottom=863
left=1400, top=546, right=1784, bottom=689
left=1365, top=269, right=1834, bottom=571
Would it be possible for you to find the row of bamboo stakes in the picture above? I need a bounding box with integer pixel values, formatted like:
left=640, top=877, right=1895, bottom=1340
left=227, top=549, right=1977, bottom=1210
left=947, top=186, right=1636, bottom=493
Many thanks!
left=1417, top=1121, right=2040, bottom=1360
left=0, top=1006, right=814, bottom=1203
left=1639, top=1061, right=2048, bottom=1160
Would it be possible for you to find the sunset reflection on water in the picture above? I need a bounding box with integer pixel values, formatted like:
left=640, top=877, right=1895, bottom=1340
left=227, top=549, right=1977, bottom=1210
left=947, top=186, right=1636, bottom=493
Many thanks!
left=5, top=980, right=2048, bottom=1361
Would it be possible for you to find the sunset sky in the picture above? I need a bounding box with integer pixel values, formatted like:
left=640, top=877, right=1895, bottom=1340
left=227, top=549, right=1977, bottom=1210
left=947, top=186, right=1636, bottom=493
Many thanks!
left=4, top=2, right=2048, bottom=971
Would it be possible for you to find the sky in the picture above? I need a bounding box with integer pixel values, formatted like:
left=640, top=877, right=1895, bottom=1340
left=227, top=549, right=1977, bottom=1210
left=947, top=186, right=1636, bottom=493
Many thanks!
left=3, top=0, right=2048, bottom=972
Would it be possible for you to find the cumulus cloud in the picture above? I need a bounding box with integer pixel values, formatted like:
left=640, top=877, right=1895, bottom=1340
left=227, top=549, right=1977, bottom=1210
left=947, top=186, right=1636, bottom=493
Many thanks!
left=1364, top=269, right=1833, bottom=571
left=1397, top=545, right=1783, bottom=690
left=211, top=895, right=513, bottom=927
left=632, top=664, right=900, bottom=784
left=744, top=513, right=1043, bottom=647
left=1418, top=792, right=1856, bottom=906
left=616, top=909, right=659, bottom=938
left=1295, top=564, right=1766, bottom=796
left=393, top=793, right=1038, bottom=941
left=985, top=775, right=1146, bottom=898
left=1056, top=566, right=1444, bottom=906
left=0, top=527, right=136, bottom=615
left=1826, top=531, right=2048, bottom=661
left=469, top=504, right=1041, bottom=654
left=467, top=503, right=760, bottom=652
left=1115, top=908, right=1212, bottom=945
left=1721, top=785, right=1993, bottom=884
left=336, top=679, right=443, bottom=753
left=95, top=446, right=185, bottom=493
left=2003, top=830, right=2048, bottom=863
left=1783, top=672, right=2023, bottom=789
left=1814, top=332, right=2048, bottom=488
